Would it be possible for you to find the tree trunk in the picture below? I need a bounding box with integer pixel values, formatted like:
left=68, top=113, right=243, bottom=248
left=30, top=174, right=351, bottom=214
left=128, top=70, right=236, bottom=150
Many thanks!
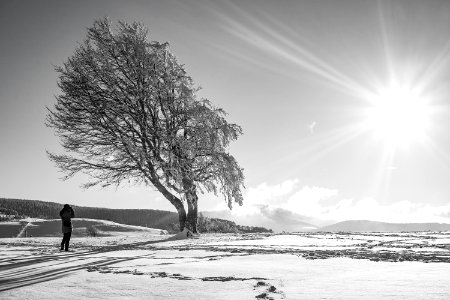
left=186, top=195, right=198, bottom=233
left=176, top=204, right=187, bottom=232
left=151, top=178, right=187, bottom=232
left=183, top=178, right=199, bottom=233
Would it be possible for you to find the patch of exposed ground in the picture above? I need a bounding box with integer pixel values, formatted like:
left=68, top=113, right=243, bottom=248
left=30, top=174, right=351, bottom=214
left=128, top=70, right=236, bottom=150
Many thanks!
left=141, top=231, right=450, bottom=263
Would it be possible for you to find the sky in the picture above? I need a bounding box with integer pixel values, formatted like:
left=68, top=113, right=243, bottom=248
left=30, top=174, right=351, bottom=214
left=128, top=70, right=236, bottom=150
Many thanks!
left=1, top=0, right=450, bottom=227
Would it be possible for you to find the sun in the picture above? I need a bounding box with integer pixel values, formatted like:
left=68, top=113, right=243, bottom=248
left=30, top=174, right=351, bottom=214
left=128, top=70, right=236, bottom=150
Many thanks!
left=364, top=84, right=431, bottom=148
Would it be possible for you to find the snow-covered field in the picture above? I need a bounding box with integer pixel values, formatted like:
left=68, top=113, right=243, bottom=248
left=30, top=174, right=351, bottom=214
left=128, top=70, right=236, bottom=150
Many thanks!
left=0, top=218, right=167, bottom=238
left=1, top=231, right=450, bottom=299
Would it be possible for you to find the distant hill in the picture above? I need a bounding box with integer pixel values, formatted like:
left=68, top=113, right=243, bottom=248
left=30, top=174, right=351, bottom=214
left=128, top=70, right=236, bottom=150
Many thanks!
left=0, top=198, right=179, bottom=230
left=0, top=198, right=272, bottom=234
left=0, top=218, right=166, bottom=238
left=202, top=210, right=317, bottom=233
left=318, top=220, right=450, bottom=232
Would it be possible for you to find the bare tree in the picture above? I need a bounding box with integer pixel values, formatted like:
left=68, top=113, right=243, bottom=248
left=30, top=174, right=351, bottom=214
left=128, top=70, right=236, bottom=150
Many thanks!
left=46, top=18, right=244, bottom=232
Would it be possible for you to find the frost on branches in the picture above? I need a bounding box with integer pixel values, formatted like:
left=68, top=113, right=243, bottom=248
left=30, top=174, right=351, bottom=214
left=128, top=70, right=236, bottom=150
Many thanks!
left=46, top=18, right=244, bottom=233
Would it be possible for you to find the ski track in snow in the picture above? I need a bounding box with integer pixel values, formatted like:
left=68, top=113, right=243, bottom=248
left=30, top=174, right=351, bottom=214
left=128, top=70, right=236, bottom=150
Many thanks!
left=0, top=232, right=450, bottom=299
left=15, top=222, right=30, bottom=238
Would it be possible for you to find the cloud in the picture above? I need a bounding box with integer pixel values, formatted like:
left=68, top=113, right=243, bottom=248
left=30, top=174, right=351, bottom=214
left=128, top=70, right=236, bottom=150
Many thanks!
left=318, top=198, right=450, bottom=223
left=231, top=178, right=300, bottom=216
left=284, top=185, right=339, bottom=216
left=309, top=121, right=317, bottom=134
left=205, top=206, right=318, bottom=233
left=217, top=179, right=450, bottom=229
left=259, top=205, right=315, bottom=226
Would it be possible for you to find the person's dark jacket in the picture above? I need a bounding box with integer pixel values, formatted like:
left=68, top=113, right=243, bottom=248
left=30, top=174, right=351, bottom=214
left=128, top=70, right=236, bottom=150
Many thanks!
left=60, top=205, right=75, bottom=233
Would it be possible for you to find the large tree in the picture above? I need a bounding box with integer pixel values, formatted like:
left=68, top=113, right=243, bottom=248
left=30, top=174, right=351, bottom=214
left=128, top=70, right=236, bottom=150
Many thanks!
left=46, top=18, right=244, bottom=232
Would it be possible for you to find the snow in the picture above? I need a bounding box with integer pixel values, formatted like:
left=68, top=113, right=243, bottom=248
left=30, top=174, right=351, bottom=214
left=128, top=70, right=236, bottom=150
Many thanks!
left=207, top=234, right=366, bottom=248
left=0, top=221, right=23, bottom=226
left=0, top=218, right=167, bottom=238
left=166, top=228, right=195, bottom=241
left=1, top=231, right=449, bottom=299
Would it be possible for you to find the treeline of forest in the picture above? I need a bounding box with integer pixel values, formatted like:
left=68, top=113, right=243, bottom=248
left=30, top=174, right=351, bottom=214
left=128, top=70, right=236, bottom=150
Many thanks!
left=0, top=198, right=178, bottom=230
left=0, top=198, right=272, bottom=233
left=197, top=215, right=273, bottom=233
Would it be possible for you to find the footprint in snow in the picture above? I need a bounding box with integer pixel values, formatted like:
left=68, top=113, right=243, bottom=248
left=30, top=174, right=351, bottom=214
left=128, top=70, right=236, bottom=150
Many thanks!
left=254, top=281, right=284, bottom=299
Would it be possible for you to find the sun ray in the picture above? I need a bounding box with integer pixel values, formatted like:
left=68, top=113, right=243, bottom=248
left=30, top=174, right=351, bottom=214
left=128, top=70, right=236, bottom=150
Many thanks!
left=424, top=135, right=450, bottom=169
left=416, top=38, right=450, bottom=93
left=207, top=1, right=449, bottom=204
left=377, top=0, right=397, bottom=85
left=271, top=122, right=369, bottom=172
left=368, top=143, right=397, bottom=202
left=215, top=3, right=373, bottom=100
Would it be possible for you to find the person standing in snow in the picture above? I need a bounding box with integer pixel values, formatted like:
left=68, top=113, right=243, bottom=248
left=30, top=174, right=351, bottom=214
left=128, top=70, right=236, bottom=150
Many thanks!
left=60, top=204, right=75, bottom=251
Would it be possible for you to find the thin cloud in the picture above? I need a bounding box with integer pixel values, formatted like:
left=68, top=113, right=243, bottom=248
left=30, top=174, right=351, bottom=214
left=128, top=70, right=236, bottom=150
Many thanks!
left=309, top=121, right=317, bottom=134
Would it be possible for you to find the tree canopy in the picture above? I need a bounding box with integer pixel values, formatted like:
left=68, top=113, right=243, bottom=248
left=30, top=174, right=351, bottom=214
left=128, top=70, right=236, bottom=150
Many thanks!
left=46, top=18, right=244, bottom=232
